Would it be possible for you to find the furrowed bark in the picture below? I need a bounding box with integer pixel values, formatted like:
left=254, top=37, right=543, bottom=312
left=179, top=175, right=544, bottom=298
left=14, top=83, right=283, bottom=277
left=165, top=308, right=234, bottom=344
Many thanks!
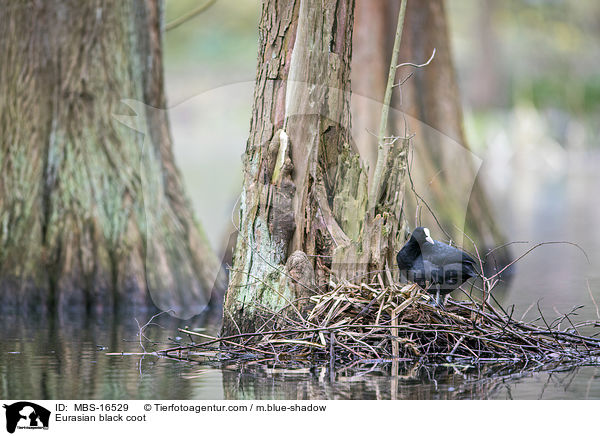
left=0, top=0, right=224, bottom=317
left=223, top=0, right=408, bottom=335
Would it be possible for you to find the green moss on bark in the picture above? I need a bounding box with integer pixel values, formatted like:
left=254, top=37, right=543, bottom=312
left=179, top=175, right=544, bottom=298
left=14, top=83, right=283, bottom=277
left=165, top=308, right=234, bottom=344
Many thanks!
left=0, top=0, right=222, bottom=317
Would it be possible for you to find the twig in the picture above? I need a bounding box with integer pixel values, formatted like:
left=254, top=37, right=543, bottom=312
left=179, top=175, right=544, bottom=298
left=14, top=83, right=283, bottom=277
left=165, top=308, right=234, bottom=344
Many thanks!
left=368, top=0, right=408, bottom=210
left=395, top=48, right=436, bottom=69
left=135, top=274, right=600, bottom=371
left=587, top=279, right=600, bottom=320
left=135, top=310, right=174, bottom=353
left=165, top=0, right=218, bottom=31
left=487, top=241, right=590, bottom=281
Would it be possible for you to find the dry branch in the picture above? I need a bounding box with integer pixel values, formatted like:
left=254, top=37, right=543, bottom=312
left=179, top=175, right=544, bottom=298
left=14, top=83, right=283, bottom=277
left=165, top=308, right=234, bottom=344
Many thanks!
left=157, top=275, right=600, bottom=372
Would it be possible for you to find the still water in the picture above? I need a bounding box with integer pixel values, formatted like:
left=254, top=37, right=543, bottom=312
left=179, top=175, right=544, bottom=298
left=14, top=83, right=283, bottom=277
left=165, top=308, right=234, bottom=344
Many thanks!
left=2, top=149, right=600, bottom=401
left=2, top=311, right=600, bottom=400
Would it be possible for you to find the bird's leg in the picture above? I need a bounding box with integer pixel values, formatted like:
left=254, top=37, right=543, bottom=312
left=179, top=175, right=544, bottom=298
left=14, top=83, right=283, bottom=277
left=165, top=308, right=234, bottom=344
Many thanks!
left=434, top=289, right=446, bottom=311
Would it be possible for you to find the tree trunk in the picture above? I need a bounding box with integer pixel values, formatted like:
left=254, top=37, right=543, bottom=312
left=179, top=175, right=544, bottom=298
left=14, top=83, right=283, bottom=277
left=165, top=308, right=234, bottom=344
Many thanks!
left=398, top=0, right=507, bottom=255
left=222, top=0, right=408, bottom=335
left=0, top=0, right=224, bottom=318
left=352, top=0, right=508, bottom=266
left=350, top=0, right=394, bottom=175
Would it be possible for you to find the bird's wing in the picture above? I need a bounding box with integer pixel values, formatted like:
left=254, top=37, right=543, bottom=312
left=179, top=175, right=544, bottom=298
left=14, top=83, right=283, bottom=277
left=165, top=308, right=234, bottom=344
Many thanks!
left=403, top=256, right=439, bottom=287
left=422, top=241, right=477, bottom=268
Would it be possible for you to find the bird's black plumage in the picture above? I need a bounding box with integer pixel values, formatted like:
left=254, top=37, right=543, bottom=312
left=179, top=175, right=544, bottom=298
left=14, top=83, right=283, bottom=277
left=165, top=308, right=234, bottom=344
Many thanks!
left=397, top=227, right=478, bottom=305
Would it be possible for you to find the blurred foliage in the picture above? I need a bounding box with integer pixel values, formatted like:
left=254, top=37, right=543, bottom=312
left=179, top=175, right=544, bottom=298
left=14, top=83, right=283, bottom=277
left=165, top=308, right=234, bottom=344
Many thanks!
left=522, top=76, right=600, bottom=113
left=164, top=0, right=259, bottom=73
left=448, top=0, right=600, bottom=116
left=164, top=0, right=600, bottom=113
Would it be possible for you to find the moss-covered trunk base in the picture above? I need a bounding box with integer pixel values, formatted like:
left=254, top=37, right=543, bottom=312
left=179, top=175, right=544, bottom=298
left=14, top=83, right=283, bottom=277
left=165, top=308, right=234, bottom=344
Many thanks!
left=0, top=0, right=224, bottom=318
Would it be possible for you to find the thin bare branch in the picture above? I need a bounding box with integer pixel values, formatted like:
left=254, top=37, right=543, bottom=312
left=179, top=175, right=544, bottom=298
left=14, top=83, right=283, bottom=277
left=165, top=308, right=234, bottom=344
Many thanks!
left=165, top=0, right=218, bottom=32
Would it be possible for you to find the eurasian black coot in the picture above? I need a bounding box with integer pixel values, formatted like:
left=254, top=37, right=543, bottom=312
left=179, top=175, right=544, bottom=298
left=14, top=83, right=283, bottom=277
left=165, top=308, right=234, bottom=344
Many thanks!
left=397, top=227, right=478, bottom=306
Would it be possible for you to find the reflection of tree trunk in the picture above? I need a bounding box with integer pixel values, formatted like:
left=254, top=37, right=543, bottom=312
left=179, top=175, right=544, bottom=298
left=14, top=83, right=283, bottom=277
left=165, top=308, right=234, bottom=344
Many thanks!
left=353, top=0, right=508, bottom=264
left=0, top=315, right=197, bottom=398
left=222, top=0, right=408, bottom=336
left=0, top=0, right=224, bottom=317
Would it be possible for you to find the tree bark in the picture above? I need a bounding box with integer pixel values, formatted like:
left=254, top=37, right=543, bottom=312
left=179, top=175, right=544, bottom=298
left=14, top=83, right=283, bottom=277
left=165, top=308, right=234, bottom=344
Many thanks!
left=222, top=0, right=408, bottom=335
left=0, top=0, right=224, bottom=317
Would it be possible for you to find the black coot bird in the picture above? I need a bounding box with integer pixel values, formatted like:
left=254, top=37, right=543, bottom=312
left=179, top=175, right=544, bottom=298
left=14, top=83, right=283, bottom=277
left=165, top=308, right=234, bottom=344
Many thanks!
left=397, top=227, right=478, bottom=306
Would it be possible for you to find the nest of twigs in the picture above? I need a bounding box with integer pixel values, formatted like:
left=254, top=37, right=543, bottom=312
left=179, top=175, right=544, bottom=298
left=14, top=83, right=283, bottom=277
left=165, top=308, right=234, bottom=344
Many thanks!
left=161, top=276, right=600, bottom=370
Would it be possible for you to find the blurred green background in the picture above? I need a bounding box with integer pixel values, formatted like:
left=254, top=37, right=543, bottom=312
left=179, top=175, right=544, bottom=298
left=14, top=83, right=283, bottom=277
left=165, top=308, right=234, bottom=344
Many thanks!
left=164, top=0, right=259, bottom=253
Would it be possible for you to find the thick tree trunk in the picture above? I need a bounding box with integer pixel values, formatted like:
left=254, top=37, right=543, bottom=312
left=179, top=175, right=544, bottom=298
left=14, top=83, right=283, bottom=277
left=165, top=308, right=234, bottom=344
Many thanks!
left=0, top=0, right=224, bottom=317
left=351, top=0, right=396, bottom=179
left=223, top=0, right=408, bottom=335
left=352, top=0, right=508, bottom=264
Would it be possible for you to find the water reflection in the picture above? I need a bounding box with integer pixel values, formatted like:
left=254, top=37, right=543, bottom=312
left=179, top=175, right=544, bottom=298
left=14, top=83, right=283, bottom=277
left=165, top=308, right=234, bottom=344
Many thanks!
left=0, top=313, right=223, bottom=399
left=2, top=311, right=600, bottom=399
left=221, top=362, right=600, bottom=400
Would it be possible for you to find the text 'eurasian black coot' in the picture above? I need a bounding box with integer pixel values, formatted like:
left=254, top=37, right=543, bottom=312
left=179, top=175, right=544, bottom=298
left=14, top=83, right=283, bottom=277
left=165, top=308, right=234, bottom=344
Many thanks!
left=397, top=227, right=478, bottom=306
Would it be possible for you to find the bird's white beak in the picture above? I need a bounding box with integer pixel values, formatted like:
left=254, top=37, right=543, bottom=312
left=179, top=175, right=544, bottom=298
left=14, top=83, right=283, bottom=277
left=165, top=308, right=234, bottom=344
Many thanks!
left=423, top=227, right=434, bottom=244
